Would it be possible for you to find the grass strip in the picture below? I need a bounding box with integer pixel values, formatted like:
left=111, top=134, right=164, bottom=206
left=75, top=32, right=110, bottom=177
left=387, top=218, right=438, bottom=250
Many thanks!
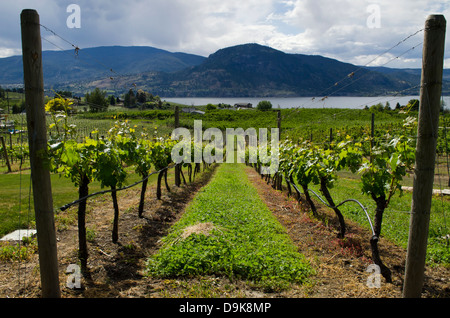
left=146, top=163, right=313, bottom=289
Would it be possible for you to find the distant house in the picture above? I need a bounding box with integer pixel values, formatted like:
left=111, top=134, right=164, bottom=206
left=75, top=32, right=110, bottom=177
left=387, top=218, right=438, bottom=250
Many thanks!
left=182, top=108, right=205, bottom=115
left=234, top=103, right=252, bottom=109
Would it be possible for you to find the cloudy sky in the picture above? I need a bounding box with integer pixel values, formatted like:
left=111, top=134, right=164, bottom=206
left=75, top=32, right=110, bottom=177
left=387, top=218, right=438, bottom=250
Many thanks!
left=0, top=0, right=449, bottom=68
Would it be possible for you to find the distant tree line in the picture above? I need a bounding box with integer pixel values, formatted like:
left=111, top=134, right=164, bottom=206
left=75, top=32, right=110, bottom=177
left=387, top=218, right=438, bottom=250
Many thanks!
left=123, top=89, right=171, bottom=109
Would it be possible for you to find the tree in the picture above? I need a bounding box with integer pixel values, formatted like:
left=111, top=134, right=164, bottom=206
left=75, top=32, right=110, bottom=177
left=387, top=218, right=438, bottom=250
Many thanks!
left=86, top=88, right=108, bottom=112
left=124, top=89, right=136, bottom=108
left=370, top=103, right=384, bottom=112
left=109, top=95, right=116, bottom=106
left=136, top=89, right=147, bottom=103
left=12, top=101, right=26, bottom=114
left=257, top=100, right=272, bottom=111
left=407, top=99, right=419, bottom=111
left=206, top=103, right=217, bottom=111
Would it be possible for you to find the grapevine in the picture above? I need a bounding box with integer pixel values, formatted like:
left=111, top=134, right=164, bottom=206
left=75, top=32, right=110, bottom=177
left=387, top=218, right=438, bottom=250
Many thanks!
left=263, top=116, right=417, bottom=282
left=45, top=98, right=177, bottom=273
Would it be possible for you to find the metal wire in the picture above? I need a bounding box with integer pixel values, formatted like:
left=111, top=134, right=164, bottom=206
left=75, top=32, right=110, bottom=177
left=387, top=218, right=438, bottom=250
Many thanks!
left=58, top=164, right=175, bottom=211
left=283, top=174, right=376, bottom=236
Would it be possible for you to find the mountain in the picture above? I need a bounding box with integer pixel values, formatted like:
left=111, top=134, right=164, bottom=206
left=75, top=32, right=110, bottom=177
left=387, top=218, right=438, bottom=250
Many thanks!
left=367, top=66, right=450, bottom=84
left=0, top=46, right=206, bottom=86
left=84, top=44, right=448, bottom=97
left=151, top=43, right=419, bottom=97
left=1, top=43, right=448, bottom=97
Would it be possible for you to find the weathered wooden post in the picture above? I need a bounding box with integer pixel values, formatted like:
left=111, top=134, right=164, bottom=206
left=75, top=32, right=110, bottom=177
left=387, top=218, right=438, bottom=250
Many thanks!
left=0, top=136, right=12, bottom=172
left=277, top=110, right=281, bottom=133
left=21, top=9, right=61, bottom=298
left=174, top=106, right=181, bottom=186
left=403, top=14, right=446, bottom=298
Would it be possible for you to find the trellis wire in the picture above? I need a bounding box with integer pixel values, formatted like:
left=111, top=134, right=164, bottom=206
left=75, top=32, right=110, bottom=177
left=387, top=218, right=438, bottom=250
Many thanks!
left=40, top=24, right=141, bottom=99
left=57, top=163, right=175, bottom=212
left=279, top=27, right=425, bottom=122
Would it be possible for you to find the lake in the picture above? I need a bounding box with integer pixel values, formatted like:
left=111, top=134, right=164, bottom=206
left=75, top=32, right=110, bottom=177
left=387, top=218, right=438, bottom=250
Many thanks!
left=163, top=96, right=450, bottom=110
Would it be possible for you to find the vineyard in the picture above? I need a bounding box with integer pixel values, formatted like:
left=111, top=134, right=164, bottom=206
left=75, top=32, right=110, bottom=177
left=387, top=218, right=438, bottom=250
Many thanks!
left=0, top=11, right=449, bottom=301
left=1, top=96, right=450, bottom=298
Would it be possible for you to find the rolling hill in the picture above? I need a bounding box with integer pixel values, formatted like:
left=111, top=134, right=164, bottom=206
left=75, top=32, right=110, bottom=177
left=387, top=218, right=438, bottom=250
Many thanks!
left=0, top=46, right=206, bottom=86
left=1, top=43, right=448, bottom=97
left=77, top=44, right=449, bottom=97
left=150, top=43, right=419, bottom=97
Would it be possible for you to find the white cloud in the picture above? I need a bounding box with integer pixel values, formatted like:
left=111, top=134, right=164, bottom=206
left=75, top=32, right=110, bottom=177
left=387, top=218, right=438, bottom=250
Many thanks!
left=0, top=0, right=448, bottom=68
left=0, top=48, right=21, bottom=58
left=269, top=0, right=449, bottom=67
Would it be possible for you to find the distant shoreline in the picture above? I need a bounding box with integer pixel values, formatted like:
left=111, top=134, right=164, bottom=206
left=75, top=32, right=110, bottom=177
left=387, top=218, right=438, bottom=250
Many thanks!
left=163, top=95, right=450, bottom=109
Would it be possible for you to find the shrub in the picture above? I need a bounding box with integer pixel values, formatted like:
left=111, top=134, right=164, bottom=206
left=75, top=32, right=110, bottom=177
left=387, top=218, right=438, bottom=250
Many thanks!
left=257, top=100, right=272, bottom=111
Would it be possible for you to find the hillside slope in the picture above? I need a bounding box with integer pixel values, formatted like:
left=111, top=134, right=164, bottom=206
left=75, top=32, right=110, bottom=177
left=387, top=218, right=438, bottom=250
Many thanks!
left=0, top=46, right=206, bottom=85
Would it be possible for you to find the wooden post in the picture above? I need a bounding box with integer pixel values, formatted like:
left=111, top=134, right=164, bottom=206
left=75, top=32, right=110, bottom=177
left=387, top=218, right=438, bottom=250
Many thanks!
left=277, top=110, right=281, bottom=133
left=371, top=112, right=375, bottom=135
left=403, top=14, right=446, bottom=298
left=21, top=9, right=61, bottom=298
left=443, top=116, right=450, bottom=187
left=0, top=136, right=12, bottom=172
left=9, top=133, right=14, bottom=164
left=174, top=106, right=181, bottom=186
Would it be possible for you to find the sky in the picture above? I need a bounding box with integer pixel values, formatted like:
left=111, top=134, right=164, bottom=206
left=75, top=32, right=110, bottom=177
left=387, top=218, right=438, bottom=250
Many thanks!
left=0, top=0, right=449, bottom=69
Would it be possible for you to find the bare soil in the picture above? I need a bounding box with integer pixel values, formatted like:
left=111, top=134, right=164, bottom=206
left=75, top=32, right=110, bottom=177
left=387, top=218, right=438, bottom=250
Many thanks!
left=0, top=164, right=449, bottom=299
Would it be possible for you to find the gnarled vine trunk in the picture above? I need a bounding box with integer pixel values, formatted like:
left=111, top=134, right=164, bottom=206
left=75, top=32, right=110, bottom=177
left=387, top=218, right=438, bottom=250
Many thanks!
left=164, top=169, right=170, bottom=192
left=289, top=176, right=302, bottom=203
left=157, top=169, right=165, bottom=199
left=370, top=195, right=392, bottom=283
left=301, top=183, right=317, bottom=216
left=78, top=173, right=89, bottom=274
left=193, top=163, right=201, bottom=180
left=187, top=164, right=192, bottom=183
left=111, top=185, right=120, bottom=243
left=138, top=174, right=148, bottom=218
left=320, top=177, right=346, bottom=238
